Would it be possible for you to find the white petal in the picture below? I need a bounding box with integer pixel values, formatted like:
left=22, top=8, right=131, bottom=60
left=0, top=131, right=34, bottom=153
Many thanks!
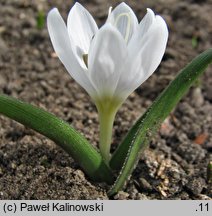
left=108, top=6, right=113, bottom=16
left=47, top=8, right=96, bottom=96
left=137, top=8, right=155, bottom=38
left=114, top=15, right=168, bottom=99
left=128, top=8, right=155, bottom=55
left=136, top=16, right=168, bottom=80
left=88, top=24, right=127, bottom=98
left=67, top=2, right=98, bottom=56
left=107, top=2, right=138, bottom=43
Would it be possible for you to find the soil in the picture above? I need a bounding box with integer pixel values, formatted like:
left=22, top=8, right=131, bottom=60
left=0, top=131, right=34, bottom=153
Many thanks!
left=0, top=0, right=211, bottom=200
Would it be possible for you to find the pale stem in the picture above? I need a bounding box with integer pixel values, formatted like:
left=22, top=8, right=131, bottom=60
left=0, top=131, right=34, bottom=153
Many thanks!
left=98, top=107, right=117, bottom=163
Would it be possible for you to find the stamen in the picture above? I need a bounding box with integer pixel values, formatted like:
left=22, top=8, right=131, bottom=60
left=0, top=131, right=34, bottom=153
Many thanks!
left=83, top=54, right=88, bottom=68
left=114, top=12, right=131, bottom=42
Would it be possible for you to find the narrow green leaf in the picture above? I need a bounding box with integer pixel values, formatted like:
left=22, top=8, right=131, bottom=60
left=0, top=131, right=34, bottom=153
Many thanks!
left=207, top=161, right=212, bottom=184
left=0, top=94, right=113, bottom=184
left=191, top=36, right=198, bottom=49
left=37, top=11, right=45, bottom=29
left=108, top=49, right=212, bottom=195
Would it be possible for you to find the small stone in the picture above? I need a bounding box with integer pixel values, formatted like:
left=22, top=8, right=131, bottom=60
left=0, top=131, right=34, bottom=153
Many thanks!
left=191, top=88, right=204, bottom=107
left=114, top=191, right=129, bottom=200
left=32, top=62, right=45, bottom=72
left=74, top=169, right=85, bottom=181
left=160, top=117, right=175, bottom=137
left=195, top=194, right=211, bottom=200
left=205, top=84, right=212, bottom=101
left=0, top=37, right=8, bottom=55
left=178, top=192, right=190, bottom=200
left=207, top=161, right=212, bottom=184
left=0, top=168, right=3, bottom=177
left=136, top=193, right=149, bottom=200
left=186, top=177, right=206, bottom=195
left=11, top=162, right=17, bottom=169
left=0, top=75, right=7, bottom=88
left=138, top=178, right=153, bottom=192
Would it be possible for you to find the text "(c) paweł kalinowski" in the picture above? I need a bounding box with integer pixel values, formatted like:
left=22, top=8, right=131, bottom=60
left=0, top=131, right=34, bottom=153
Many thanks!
left=20, top=202, right=104, bottom=212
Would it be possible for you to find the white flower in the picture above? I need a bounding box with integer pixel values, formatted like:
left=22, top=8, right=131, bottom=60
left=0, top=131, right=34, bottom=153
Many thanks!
left=47, top=2, right=168, bottom=104
left=47, top=2, right=168, bottom=161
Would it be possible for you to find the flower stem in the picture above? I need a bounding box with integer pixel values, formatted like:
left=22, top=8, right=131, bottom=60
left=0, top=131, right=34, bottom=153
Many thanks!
left=98, top=108, right=116, bottom=163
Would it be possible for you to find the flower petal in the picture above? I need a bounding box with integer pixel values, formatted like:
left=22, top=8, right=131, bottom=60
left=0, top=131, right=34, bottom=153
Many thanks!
left=114, top=15, right=168, bottom=99
left=138, top=8, right=155, bottom=38
left=128, top=8, right=155, bottom=55
left=107, top=2, right=138, bottom=44
left=88, top=24, right=127, bottom=98
left=47, top=8, right=96, bottom=96
left=135, top=16, right=168, bottom=80
left=67, top=2, right=98, bottom=56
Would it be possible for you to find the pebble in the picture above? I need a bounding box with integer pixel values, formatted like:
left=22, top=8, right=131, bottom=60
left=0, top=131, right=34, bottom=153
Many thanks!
left=195, top=194, right=211, bottom=200
left=207, top=161, right=212, bottom=184
left=186, top=177, right=206, bottom=195
left=138, top=178, right=153, bottom=192
left=191, top=88, right=204, bottom=107
left=136, top=193, right=149, bottom=200
left=114, top=191, right=129, bottom=200
left=0, top=168, right=3, bottom=177
left=0, top=37, right=8, bottom=55
left=205, top=84, right=212, bottom=101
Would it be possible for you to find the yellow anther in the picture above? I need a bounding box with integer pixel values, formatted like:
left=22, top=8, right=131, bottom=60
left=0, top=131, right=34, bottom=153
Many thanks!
left=114, top=12, right=131, bottom=42
left=83, top=54, right=88, bottom=67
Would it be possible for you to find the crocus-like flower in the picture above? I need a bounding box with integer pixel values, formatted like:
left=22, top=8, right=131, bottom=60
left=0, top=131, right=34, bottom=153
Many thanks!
left=47, top=2, right=168, bottom=162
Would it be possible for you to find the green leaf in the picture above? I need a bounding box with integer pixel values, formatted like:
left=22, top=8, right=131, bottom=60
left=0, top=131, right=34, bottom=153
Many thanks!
left=207, top=161, right=212, bottom=184
left=0, top=94, right=113, bottom=184
left=108, top=49, right=212, bottom=196
left=191, top=36, right=198, bottom=49
left=37, top=11, right=45, bottom=29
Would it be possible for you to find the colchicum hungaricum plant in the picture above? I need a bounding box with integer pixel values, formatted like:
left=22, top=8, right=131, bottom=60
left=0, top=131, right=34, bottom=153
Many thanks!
left=47, top=2, right=168, bottom=162
left=0, top=2, right=212, bottom=196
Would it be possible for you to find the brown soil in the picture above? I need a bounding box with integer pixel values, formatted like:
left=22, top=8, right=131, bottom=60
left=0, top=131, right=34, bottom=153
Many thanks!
left=0, top=0, right=211, bottom=199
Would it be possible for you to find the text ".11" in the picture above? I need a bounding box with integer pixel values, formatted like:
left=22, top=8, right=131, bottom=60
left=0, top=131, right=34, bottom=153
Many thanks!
left=196, top=203, right=209, bottom=212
